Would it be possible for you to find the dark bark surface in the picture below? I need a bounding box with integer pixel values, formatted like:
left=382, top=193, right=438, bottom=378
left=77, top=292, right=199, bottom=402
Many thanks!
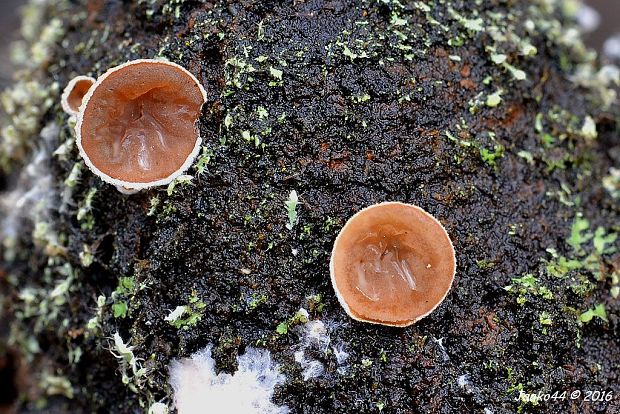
left=1, top=0, right=619, bottom=413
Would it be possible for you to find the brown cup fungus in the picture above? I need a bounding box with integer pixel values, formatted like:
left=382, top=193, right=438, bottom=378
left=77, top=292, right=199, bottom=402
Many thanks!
left=76, top=59, right=207, bottom=190
left=330, top=202, right=456, bottom=327
left=61, top=75, right=95, bottom=116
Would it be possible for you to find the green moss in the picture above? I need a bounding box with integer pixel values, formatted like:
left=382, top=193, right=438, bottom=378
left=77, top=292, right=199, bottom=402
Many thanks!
left=480, top=144, right=505, bottom=168
left=504, top=274, right=553, bottom=304
left=579, top=304, right=608, bottom=323
left=167, top=291, right=206, bottom=330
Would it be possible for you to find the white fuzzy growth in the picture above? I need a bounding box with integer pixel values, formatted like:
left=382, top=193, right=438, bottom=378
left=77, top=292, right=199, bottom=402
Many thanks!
left=432, top=337, right=449, bottom=361
left=169, top=346, right=288, bottom=414
left=332, top=343, right=349, bottom=366
left=293, top=350, right=324, bottom=381
left=303, top=320, right=330, bottom=352
left=164, top=306, right=186, bottom=322
left=0, top=122, right=58, bottom=259
left=457, top=374, right=470, bottom=388
left=148, top=402, right=169, bottom=414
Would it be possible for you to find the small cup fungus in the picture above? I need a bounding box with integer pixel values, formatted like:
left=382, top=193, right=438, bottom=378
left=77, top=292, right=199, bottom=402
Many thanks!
left=76, top=59, right=207, bottom=191
left=61, top=75, right=95, bottom=116
left=330, top=202, right=456, bottom=327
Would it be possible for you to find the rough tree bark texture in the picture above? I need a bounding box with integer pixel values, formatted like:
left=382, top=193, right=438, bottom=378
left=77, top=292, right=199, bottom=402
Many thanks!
left=0, top=0, right=619, bottom=413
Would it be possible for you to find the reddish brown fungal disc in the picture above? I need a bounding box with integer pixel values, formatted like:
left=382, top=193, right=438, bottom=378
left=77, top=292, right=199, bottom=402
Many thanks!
left=330, top=202, right=456, bottom=327
left=76, top=59, right=207, bottom=190
left=61, top=76, right=95, bottom=116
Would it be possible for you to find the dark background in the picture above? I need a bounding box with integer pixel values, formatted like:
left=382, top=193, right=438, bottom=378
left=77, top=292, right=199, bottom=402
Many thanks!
left=0, top=0, right=618, bottom=89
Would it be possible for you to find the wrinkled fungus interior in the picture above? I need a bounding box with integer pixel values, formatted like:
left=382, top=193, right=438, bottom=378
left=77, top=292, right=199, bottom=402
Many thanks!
left=332, top=203, right=455, bottom=325
left=67, top=78, right=94, bottom=113
left=80, top=62, right=204, bottom=183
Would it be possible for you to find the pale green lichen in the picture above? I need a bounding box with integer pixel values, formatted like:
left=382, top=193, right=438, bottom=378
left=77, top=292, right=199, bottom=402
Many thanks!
left=166, top=292, right=206, bottom=330
left=40, top=373, right=74, bottom=399
left=486, top=90, right=503, bottom=107
left=285, top=190, right=299, bottom=230
left=166, top=174, right=194, bottom=196
left=110, top=332, right=148, bottom=393
left=1, top=0, right=65, bottom=170
left=1, top=80, right=58, bottom=168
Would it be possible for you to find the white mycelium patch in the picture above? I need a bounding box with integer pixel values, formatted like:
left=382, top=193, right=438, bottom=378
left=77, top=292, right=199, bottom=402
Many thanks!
left=169, top=345, right=288, bottom=414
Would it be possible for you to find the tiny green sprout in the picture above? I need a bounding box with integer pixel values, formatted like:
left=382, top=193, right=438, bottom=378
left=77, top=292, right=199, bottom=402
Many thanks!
left=168, top=292, right=206, bottom=330
left=544, top=249, right=583, bottom=278
left=342, top=45, right=357, bottom=62
left=517, top=150, right=534, bottom=165
left=534, top=113, right=544, bottom=133
left=503, top=62, right=527, bottom=81
left=167, top=174, right=193, bottom=196
left=480, top=144, right=505, bottom=167
left=491, top=53, right=506, bottom=65
left=116, top=277, right=136, bottom=295
left=376, top=402, right=385, bottom=411
left=69, top=346, right=83, bottom=365
left=247, top=293, right=267, bottom=311
left=110, top=332, right=147, bottom=391
left=567, top=213, right=592, bottom=253
left=610, top=270, right=619, bottom=299
left=195, top=147, right=213, bottom=175
left=86, top=295, right=106, bottom=332
left=476, top=259, right=496, bottom=270
left=111, top=277, right=136, bottom=318
left=449, top=8, right=483, bottom=32
left=539, top=311, right=552, bottom=334
left=79, top=244, right=94, bottom=267
left=504, top=274, right=553, bottom=304
left=379, top=348, right=388, bottom=363
left=112, top=302, right=129, bottom=318
left=224, top=113, right=234, bottom=129
left=351, top=93, right=371, bottom=104
left=593, top=227, right=617, bottom=255
left=361, top=358, right=373, bottom=367
left=580, top=304, right=608, bottom=323
left=486, top=90, right=503, bottom=107
left=520, top=42, right=537, bottom=57
left=276, top=308, right=309, bottom=335
left=147, top=196, right=160, bottom=216
left=307, top=293, right=325, bottom=313
left=77, top=188, right=97, bottom=231
left=40, top=374, right=74, bottom=399
left=390, top=13, right=407, bottom=26
left=276, top=322, right=289, bottom=335
left=269, top=66, right=283, bottom=80
left=285, top=190, right=299, bottom=230
left=257, top=106, right=268, bottom=119
left=64, top=162, right=83, bottom=188
left=291, top=308, right=309, bottom=325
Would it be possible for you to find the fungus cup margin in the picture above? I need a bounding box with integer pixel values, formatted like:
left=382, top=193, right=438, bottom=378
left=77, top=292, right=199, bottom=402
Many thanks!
left=75, top=59, right=208, bottom=191
left=329, top=201, right=456, bottom=327
left=61, top=75, right=95, bottom=116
